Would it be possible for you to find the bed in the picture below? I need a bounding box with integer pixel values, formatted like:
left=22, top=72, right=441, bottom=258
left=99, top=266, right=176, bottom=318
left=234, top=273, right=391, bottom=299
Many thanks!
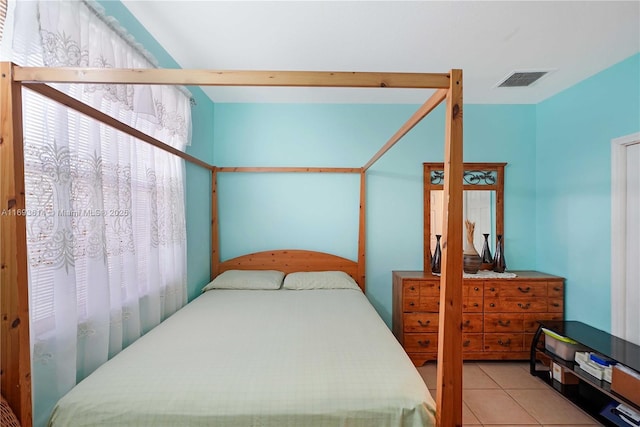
left=48, top=252, right=435, bottom=427
left=2, top=64, right=464, bottom=426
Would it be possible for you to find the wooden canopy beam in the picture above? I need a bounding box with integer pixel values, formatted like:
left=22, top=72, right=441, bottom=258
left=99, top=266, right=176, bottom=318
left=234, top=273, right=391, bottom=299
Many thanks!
left=362, top=88, right=447, bottom=171
left=217, top=167, right=360, bottom=173
left=21, top=83, right=214, bottom=171
left=436, top=69, right=464, bottom=427
left=14, top=67, right=451, bottom=89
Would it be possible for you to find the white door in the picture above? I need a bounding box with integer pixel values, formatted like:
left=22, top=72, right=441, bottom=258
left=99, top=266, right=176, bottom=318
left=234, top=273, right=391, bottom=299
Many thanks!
left=611, top=133, right=640, bottom=345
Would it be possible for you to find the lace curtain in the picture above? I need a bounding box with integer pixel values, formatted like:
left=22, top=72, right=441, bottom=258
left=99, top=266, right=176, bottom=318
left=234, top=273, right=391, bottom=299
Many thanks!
left=2, top=1, right=190, bottom=425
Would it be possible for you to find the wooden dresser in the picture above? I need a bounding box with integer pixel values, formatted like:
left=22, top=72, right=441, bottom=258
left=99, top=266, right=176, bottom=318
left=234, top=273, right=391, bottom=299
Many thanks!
left=392, top=270, right=564, bottom=366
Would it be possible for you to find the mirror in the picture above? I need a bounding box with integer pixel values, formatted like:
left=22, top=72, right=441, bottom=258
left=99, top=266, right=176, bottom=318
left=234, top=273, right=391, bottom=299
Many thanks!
left=430, top=190, right=496, bottom=255
left=423, top=162, right=506, bottom=271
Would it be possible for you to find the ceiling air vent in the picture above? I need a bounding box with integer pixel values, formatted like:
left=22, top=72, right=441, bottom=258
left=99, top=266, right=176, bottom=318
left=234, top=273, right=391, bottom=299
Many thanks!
left=496, top=71, right=550, bottom=88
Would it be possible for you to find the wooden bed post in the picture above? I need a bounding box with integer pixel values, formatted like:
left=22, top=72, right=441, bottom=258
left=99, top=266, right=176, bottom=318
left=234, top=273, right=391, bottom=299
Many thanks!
left=211, top=167, right=219, bottom=281
left=436, top=69, right=463, bottom=427
left=357, top=169, right=366, bottom=289
left=0, top=62, right=33, bottom=426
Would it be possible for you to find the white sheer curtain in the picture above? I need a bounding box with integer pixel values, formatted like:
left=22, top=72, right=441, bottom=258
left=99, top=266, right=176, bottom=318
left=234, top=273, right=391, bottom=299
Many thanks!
left=2, top=1, right=191, bottom=425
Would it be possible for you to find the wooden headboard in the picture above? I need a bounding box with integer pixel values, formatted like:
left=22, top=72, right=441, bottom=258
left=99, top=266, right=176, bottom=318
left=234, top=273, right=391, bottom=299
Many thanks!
left=217, top=249, right=363, bottom=291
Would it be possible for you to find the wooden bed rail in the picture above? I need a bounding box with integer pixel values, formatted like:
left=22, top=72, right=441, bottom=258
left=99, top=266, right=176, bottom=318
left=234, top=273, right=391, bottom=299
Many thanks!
left=1, top=63, right=463, bottom=427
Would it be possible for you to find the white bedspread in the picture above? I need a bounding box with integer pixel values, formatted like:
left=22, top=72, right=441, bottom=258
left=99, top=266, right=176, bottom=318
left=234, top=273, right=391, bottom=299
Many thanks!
left=49, top=289, right=435, bottom=426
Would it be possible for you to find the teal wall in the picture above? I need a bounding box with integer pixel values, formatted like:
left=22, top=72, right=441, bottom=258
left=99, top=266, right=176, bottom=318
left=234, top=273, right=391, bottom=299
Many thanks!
left=214, top=103, right=537, bottom=325
left=99, top=1, right=214, bottom=300
left=535, top=53, right=640, bottom=332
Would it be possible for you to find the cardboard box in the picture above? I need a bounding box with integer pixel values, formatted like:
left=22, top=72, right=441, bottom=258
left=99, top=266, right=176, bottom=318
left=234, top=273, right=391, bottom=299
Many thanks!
left=552, top=362, right=579, bottom=384
left=611, top=365, right=640, bottom=407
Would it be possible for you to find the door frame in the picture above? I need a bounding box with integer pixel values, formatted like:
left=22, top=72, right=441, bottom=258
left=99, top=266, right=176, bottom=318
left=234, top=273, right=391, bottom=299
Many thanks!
left=611, top=131, right=640, bottom=338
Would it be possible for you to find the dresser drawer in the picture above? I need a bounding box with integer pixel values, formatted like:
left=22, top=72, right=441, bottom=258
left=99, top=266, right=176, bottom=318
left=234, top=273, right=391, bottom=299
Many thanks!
left=403, top=297, right=439, bottom=312
left=404, top=313, right=439, bottom=332
left=548, top=298, right=563, bottom=312
left=404, top=333, right=439, bottom=353
left=463, top=297, right=483, bottom=312
left=548, top=282, right=564, bottom=297
left=523, top=313, right=563, bottom=333
left=463, top=334, right=484, bottom=352
left=485, top=314, right=524, bottom=332
left=462, top=314, right=484, bottom=333
left=485, top=297, right=547, bottom=312
left=485, top=281, right=547, bottom=298
left=464, top=282, right=484, bottom=297
left=484, top=333, right=524, bottom=352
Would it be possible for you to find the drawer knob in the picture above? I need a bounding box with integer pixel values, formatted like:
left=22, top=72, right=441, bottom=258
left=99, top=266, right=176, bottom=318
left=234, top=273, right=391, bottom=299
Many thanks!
left=490, top=303, right=495, bottom=307
left=551, top=302, right=560, bottom=307
left=409, top=302, right=415, bottom=307
left=463, top=340, right=471, bottom=347
left=490, top=287, right=496, bottom=292
left=498, top=320, right=511, bottom=327
left=473, top=303, right=479, bottom=307
left=410, top=286, right=415, bottom=291
left=518, top=303, right=531, bottom=310
left=464, top=320, right=471, bottom=325
left=418, top=340, right=431, bottom=347
left=418, top=320, right=431, bottom=327
left=497, top=338, right=512, bottom=347
left=554, top=286, right=561, bottom=292
left=518, top=286, right=531, bottom=293
left=474, top=287, right=479, bottom=291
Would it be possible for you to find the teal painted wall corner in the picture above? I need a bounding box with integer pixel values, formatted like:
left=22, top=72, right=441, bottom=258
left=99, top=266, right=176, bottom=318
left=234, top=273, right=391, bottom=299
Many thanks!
left=536, top=52, right=640, bottom=332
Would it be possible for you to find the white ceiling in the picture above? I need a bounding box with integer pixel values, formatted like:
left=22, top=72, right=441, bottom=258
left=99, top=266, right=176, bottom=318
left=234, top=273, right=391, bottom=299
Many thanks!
left=121, top=1, right=640, bottom=104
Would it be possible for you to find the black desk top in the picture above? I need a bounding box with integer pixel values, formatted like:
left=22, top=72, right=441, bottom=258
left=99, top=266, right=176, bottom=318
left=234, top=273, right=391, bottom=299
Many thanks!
left=539, top=320, right=640, bottom=373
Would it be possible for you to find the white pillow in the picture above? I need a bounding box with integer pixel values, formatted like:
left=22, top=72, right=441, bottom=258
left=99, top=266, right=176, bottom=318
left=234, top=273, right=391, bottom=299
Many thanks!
left=283, top=271, right=361, bottom=291
left=202, top=270, right=285, bottom=291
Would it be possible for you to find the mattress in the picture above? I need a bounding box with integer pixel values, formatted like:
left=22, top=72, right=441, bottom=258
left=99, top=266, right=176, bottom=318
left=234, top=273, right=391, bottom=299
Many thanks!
left=49, top=289, right=436, bottom=426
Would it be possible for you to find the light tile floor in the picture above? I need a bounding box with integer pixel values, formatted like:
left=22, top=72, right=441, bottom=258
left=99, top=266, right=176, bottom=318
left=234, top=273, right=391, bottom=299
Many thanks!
left=418, top=362, right=604, bottom=426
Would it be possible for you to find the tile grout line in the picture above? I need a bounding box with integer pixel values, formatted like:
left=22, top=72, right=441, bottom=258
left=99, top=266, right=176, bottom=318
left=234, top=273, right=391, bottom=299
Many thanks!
left=474, top=362, right=543, bottom=426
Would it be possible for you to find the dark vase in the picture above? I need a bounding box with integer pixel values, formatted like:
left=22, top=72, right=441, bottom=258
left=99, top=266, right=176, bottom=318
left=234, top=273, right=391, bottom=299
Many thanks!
left=431, top=235, right=442, bottom=274
left=480, top=233, right=493, bottom=270
left=493, top=234, right=507, bottom=273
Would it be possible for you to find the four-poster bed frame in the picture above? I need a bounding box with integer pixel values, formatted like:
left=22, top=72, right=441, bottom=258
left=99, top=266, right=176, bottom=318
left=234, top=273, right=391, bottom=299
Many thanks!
left=0, top=63, right=464, bottom=427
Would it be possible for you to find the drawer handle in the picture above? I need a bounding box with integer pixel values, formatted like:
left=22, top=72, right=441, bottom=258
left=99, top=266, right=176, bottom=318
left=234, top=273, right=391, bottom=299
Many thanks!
left=464, top=320, right=471, bottom=325
left=553, top=286, right=561, bottom=292
left=409, top=302, right=415, bottom=307
left=551, top=302, right=560, bottom=307
left=489, top=303, right=495, bottom=307
left=518, top=303, right=531, bottom=309
left=418, top=340, right=431, bottom=347
left=498, top=320, right=511, bottom=327
left=463, top=340, right=471, bottom=347
left=418, top=320, right=431, bottom=327
left=490, top=287, right=496, bottom=292
left=497, top=339, right=512, bottom=347
left=518, top=286, right=531, bottom=293
left=473, top=303, right=479, bottom=307
left=474, top=287, right=479, bottom=291
left=410, top=286, right=415, bottom=291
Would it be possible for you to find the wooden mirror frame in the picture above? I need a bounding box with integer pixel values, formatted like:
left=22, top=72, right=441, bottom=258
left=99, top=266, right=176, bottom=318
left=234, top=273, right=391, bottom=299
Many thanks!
left=423, top=162, right=506, bottom=270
